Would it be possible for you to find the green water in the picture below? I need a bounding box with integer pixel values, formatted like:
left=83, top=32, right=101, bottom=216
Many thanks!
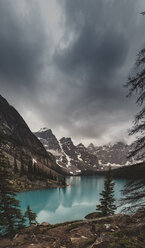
left=17, top=176, right=127, bottom=224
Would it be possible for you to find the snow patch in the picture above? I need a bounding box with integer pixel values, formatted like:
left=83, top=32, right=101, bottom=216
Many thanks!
left=38, top=127, right=49, bottom=132
left=47, top=149, right=62, bottom=156
left=58, top=140, right=72, bottom=168
left=32, top=158, right=37, bottom=165
left=77, top=154, right=83, bottom=161
left=125, top=161, right=132, bottom=166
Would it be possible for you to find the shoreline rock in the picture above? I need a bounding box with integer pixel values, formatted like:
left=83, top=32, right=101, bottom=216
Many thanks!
left=1, top=212, right=145, bottom=248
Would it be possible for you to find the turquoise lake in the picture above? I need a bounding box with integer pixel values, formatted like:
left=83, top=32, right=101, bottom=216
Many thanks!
left=17, top=176, right=127, bottom=224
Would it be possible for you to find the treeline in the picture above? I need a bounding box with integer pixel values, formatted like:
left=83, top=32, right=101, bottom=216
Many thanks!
left=0, top=148, right=37, bottom=236
left=13, top=154, right=66, bottom=185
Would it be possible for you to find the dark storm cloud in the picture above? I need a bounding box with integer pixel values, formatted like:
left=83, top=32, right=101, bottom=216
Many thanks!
left=0, top=0, right=145, bottom=144
left=50, top=0, right=145, bottom=142
left=0, top=0, right=49, bottom=89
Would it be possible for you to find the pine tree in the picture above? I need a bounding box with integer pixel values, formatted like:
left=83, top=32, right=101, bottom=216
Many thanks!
left=96, top=166, right=116, bottom=216
left=24, top=205, right=37, bottom=226
left=28, top=159, right=33, bottom=174
left=49, top=170, right=52, bottom=179
left=14, top=156, right=18, bottom=174
left=0, top=146, right=25, bottom=235
left=62, top=175, right=66, bottom=186
left=122, top=43, right=145, bottom=212
left=33, top=162, right=37, bottom=176
left=20, top=155, right=25, bottom=175
left=125, top=46, right=145, bottom=160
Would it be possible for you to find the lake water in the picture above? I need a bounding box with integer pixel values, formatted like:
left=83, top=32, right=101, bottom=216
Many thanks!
left=17, top=176, right=127, bottom=224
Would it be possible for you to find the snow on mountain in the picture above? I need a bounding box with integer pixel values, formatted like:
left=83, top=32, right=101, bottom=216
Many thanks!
left=34, top=129, right=100, bottom=175
left=34, top=128, right=138, bottom=174
left=38, top=127, right=49, bottom=132
left=87, top=141, right=134, bottom=169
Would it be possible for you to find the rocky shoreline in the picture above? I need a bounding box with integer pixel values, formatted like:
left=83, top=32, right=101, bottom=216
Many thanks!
left=0, top=212, right=145, bottom=248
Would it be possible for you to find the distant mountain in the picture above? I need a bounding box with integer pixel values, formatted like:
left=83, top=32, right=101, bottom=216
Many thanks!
left=87, top=142, right=134, bottom=169
left=0, top=95, right=63, bottom=190
left=34, top=128, right=139, bottom=174
left=97, top=161, right=145, bottom=180
left=34, top=129, right=100, bottom=175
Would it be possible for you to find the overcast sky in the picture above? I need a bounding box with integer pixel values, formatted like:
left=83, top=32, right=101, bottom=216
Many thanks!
left=1, top=0, right=145, bottom=146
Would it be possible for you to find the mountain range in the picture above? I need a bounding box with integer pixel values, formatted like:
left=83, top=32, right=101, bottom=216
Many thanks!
left=34, top=128, right=100, bottom=175
left=0, top=93, right=138, bottom=180
left=34, top=128, right=134, bottom=175
left=88, top=142, right=134, bottom=167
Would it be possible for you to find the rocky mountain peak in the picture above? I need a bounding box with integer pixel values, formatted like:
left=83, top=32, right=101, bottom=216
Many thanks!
left=88, top=141, right=133, bottom=168
left=35, top=129, right=100, bottom=175
left=60, top=137, right=76, bottom=158
left=112, top=142, right=126, bottom=149
left=77, top=143, right=85, bottom=147
left=88, top=143, right=95, bottom=149
left=38, top=127, right=50, bottom=133
left=60, top=137, right=73, bottom=144
left=77, top=143, right=86, bottom=151
left=34, top=128, right=61, bottom=151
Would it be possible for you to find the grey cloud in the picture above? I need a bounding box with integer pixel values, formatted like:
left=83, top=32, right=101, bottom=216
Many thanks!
left=0, top=0, right=145, bottom=144
left=0, top=0, right=49, bottom=89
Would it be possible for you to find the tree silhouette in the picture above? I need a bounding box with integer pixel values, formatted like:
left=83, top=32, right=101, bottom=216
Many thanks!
left=96, top=166, right=116, bottom=216
left=122, top=45, right=145, bottom=212
left=24, top=205, right=37, bottom=226
left=14, top=156, right=18, bottom=174
left=0, top=145, right=25, bottom=235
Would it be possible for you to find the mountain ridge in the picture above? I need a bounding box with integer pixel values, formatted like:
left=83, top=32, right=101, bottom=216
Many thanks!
left=0, top=95, right=64, bottom=191
left=34, top=127, right=137, bottom=174
left=34, top=129, right=100, bottom=175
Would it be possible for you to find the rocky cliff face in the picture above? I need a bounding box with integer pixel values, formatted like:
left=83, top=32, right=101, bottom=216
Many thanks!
left=34, top=129, right=100, bottom=175
left=0, top=95, right=48, bottom=156
left=87, top=142, right=133, bottom=169
left=35, top=128, right=61, bottom=151
left=0, top=95, right=62, bottom=186
left=34, top=128, right=138, bottom=174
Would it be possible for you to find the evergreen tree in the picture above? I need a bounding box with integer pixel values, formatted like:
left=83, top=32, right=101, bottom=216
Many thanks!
left=122, top=43, right=145, bottom=212
left=33, top=162, right=37, bottom=176
left=125, top=46, right=145, bottom=160
left=49, top=170, right=52, bottom=179
left=96, top=166, right=116, bottom=216
left=20, top=155, right=25, bottom=174
left=0, top=146, right=25, bottom=235
left=62, top=175, right=66, bottom=186
left=28, top=159, right=33, bottom=174
left=24, top=205, right=37, bottom=226
left=14, top=156, right=18, bottom=174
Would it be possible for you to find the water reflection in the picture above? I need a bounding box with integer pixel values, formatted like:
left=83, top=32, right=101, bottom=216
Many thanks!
left=17, top=176, right=126, bottom=224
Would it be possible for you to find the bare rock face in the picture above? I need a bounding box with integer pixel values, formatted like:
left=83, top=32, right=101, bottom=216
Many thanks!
left=88, top=141, right=134, bottom=169
left=35, top=128, right=61, bottom=151
left=0, top=95, right=47, bottom=157
left=34, top=127, right=139, bottom=175
left=0, top=94, right=62, bottom=184
left=34, top=129, right=100, bottom=175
